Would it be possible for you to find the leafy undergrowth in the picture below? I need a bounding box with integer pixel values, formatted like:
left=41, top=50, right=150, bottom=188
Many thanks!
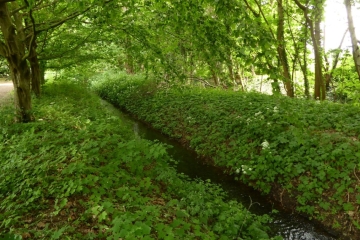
left=93, top=73, right=360, bottom=239
left=0, top=81, right=278, bottom=240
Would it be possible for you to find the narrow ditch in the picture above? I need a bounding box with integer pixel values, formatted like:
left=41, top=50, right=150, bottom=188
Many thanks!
left=103, top=100, right=338, bottom=239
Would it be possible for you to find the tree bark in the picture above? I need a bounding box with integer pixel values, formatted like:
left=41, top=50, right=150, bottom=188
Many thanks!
left=344, top=0, right=360, bottom=80
left=0, top=2, right=34, bottom=122
left=29, top=44, right=41, bottom=97
left=314, top=7, right=326, bottom=100
left=293, top=0, right=325, bottom=100
left=277, top=0, right=294, bottom=97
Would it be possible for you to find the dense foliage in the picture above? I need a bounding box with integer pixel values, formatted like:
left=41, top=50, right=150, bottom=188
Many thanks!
left=0, top=81, right=278, bottom=239
left=1, top=0, right=360, bottom=122
left=93, top=73, right=360, bottom=238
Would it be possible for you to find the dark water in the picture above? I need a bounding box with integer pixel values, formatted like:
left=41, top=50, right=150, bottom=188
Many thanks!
left=103, top=101, right=338, bottom=240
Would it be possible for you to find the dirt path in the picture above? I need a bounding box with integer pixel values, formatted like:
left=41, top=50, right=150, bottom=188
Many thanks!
left=0, top=82, right=14, bottom=105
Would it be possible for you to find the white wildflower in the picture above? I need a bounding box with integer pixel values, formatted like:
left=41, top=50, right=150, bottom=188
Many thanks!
left=235, top=168, right=240, bottom=174
left=255, top=111, right=262, bottom=116
left=273, top=106, right=279, bottom=113
left=241, top=165, right=252, bottom=175
left=261, top=140, right=270, bottom=150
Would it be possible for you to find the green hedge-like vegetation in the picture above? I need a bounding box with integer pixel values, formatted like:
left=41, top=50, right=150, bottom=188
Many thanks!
left=93, top=73, right=360, bottom=238
left=0, top=81, right=278, bottom=240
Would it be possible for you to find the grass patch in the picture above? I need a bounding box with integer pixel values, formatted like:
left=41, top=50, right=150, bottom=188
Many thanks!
left=0, top=80, right=277, bottom=239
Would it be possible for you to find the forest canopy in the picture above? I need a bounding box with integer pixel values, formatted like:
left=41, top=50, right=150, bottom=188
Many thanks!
left=0, top=0, right=360, bottom=122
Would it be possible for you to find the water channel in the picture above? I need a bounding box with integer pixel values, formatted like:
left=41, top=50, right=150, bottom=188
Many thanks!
left=103, top=100, right=338, bottom=240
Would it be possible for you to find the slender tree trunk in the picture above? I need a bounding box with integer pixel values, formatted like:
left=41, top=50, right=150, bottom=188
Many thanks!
left=29, top=45, right=41, bottom=97
left=40, top=60, right=46, bottom=85
left=210, top=68, right=219, bottom=86
left=302, top=27, right=310, bottom=98
left=125, top=55, right=134, bottom=74
left=344, top=0, right=360, bottom=80
left=277, top=0, right=294, bottom=97
left=303, top=51, right=310, bottom=98
left=234, top=63, right=245, bottom=91
left=0, top=2, right=34, bottom=122
left=314, top=10, right=326, bottom=100
left=294, top=0, right=325, bottom=100
left=324, top=29, right=348, bottom=91
left=227, top=52, right=239, bottom=88
left=124, top=38, right=135, bottom=74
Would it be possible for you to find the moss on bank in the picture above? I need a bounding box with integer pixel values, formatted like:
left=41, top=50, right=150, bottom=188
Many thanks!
left=93, top=73, right=360, bottom=239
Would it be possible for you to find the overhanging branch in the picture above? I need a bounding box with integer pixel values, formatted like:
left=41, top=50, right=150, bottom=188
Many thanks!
left=40, top=29, right=96, bottom=60
left=22, top=0, right=36, bottom=61
left=243, top=0, right=260, bottom=18
left=36, top=8, right=91, bottom=33
left=292, top=0, right=307, bottom=12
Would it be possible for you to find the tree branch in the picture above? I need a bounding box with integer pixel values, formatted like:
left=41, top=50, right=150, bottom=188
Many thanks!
left=22, top=0, right=36, bottom=61
left=253, top=0, right=275, bottom=39
left=39, top=29, right=96, bottom=60
left=35, top=7, right=91, bottom=33
left=36, top=0, right=113, bottom=33
left=243, top=0, right=260, bottom=18
left=331, top=28, right=348, bottom=72
left=46, top=55, right=106, bottom=69
left=293, top=0, right=307, bottom=11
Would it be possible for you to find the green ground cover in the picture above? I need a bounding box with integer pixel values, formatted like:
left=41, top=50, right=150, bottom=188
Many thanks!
left=0, top=81, right=277, bottom=239
left=93, top=72, right=360, bottom=238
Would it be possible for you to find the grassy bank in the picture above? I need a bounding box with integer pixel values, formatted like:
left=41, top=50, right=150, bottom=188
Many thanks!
left=93, top=73, right=360, bottom=239
left=0, top=81, right=277, bottom=239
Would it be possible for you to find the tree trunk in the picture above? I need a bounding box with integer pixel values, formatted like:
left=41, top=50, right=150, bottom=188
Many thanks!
left=303, top=48, right=310, bottom=98
left=0, top=2, right=34, bottom=122
left=10, top=62, right=33, bottom=122
left=12, top=0, right=41, bottom=97
left=344, top=0, right=360, bottom=80
left=40, top=60, right=46, bottom=85
left=29, top=45, right=41, bottom=97
left=324, top=29, right=348, bottom=91
left=234, top=63, right=245, bottom=91
left=277, top=0, right=294, bottom=97
left=210, top=68, right=219, bottom=86
left=314, top=10, right=326, bottom=100
left=301, top=26, right=310, bottom=98
left=294, top=0, right=325, bottom=100
left=124, top=38, right=135, bottom=74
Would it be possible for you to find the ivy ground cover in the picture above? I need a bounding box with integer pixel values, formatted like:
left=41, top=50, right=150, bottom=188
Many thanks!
left=0, top=81, right=278, bottom=240
left=93, top=73, right=360, bottom=239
